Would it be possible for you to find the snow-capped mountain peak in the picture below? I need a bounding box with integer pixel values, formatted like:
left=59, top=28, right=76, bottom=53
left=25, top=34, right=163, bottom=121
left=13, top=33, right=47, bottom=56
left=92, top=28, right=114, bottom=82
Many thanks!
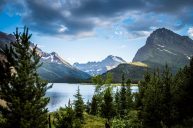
left=41, top=51, right=72, bottom=68
left=73, top=55, right=127, bottom=76
left=106, top=55, right=126, bottom=63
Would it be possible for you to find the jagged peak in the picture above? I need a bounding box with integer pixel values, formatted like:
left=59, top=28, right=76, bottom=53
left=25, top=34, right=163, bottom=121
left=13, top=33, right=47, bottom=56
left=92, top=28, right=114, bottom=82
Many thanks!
left=150, top=28, right=177, bottom=37
left=50, top=52, right=58, bottom=56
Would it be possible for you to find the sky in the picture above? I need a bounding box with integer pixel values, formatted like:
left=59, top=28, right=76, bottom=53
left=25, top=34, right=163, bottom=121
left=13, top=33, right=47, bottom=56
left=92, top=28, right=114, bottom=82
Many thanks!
left=0, top=0, right=193, bottom=64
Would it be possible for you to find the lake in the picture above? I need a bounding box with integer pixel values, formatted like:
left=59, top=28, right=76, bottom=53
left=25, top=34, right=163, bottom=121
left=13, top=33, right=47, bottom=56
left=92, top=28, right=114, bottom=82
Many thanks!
left=46, top=83, right=138, bottom=112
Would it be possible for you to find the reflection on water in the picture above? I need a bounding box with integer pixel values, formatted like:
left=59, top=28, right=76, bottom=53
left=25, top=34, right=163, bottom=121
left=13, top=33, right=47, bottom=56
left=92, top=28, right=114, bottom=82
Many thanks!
left=46, top=83, right=138, bottom=112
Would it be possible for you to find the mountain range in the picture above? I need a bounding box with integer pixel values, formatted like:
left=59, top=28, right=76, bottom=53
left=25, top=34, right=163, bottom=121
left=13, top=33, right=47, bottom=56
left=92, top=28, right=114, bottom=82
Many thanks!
left=1, top=28, right=193, bottom=83
left=0, top=32, right=90, bottom=83
left=73, top=55, right=126, bottom=76
left=103, top=28, right=193, bottom=82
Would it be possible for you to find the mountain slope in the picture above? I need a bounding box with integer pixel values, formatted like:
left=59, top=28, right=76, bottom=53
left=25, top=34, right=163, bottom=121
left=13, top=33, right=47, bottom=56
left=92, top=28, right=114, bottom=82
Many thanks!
left=133, top=28, right=193, bottom=68
left=0, top=32, right=90, bottom=83
left=73, top=55, right=127, bottom=76
left=104, top=28, right=193, bottom=83
left=103, top=62, right=148, bottom=83
left=38, top=52, right=90, bottom=83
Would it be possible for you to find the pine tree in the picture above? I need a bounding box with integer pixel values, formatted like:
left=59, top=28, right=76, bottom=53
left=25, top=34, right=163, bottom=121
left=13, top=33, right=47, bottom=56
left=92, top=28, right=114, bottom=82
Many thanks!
left=161, top=65, right=173, bottom=127
left=126, top=78, right=132, bottom=111
left=53, top=102, right=75, bottom=128
left=182, top=57, right=193, bottom=120
left=85, top=100, right=91, bottom=114
left=101, top=87, right=114, bottom=120
left=142, top=69, right=162, bottom=127
left=172, top=57, right=193, bottom=126
left=90, top=95, right=98, bottom=115
left=0, top=27, right=51, bottom=128
left=73, top=86, right=84, bottom=122
left=114, top=88, right=120, bottom=117
left=141, top=67, right=174, bottom=127
left=120, top=74, right=127, bottom=118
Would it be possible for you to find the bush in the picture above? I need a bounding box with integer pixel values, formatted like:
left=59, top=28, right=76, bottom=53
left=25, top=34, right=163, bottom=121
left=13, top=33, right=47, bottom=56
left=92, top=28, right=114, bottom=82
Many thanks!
left=112, top=119, right=126, bottom=128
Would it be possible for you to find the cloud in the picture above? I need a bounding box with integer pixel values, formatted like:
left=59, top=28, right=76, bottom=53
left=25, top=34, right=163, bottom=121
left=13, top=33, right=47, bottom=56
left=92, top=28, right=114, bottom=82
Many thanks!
left=58, top=25, right=68, bottom=33
left=188, top=27, right=193, bottom=37
left=1, top=0, right=193, bottom=39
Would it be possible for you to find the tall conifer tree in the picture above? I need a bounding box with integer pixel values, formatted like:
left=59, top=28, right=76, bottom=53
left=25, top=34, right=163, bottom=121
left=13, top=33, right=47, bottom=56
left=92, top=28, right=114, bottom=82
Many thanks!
left=0, top=27, right=51, bottom=128
left=101, top=87, right=114, bottom=120
left=73, top=86, right=84, bottom=122
left=120, top=74, right=127, bottom=118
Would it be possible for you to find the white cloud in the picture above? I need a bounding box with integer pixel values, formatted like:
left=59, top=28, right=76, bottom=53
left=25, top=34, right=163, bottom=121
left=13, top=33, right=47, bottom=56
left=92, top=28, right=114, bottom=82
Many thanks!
left=58, top=25, right=68, bottom=33
left=188, top=27, right=193, bottom=37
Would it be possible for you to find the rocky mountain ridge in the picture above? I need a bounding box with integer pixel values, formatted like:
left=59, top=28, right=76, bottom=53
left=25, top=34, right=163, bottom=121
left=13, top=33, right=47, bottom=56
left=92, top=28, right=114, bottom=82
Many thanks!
left=73, top=55, right=127, bottom=76
left=133, top=28, right=193, bottom=68
left=0, top=31, right=90, bottom=83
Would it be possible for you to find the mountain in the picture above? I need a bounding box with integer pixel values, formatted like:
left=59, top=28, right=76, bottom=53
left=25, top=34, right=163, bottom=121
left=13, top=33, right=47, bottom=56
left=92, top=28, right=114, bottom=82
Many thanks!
left=73, top=55, right=127, bottom=76
left=0, top=32, right=90, bottom=83
left=38, top=51, right=90, bottom=83
left=133, top=28, right=193, bottom=68
left=103, top=62, right=148, bottom=83
left=103, top=28, right=193, bottom=83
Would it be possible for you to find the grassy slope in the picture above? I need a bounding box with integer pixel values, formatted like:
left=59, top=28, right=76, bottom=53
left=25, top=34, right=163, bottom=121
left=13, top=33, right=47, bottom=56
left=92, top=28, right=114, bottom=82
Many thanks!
left=49, top=113, right=105, bottom=128
left=83, top=114, right=105, bottom=128
left=128, top=61, right=148, bottom=67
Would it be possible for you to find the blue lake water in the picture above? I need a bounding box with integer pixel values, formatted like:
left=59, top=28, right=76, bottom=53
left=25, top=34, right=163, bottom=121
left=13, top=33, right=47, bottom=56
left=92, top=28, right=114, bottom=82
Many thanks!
left=46, top=83, right=138, bottom=112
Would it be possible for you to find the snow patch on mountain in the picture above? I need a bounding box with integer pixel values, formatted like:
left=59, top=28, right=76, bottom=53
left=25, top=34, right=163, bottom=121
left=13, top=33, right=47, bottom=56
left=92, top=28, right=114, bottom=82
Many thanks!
left=74, top=55, right=126, bottom=76
left=157, top=48, right=177, bottom=55
left=156, top=44, right=165, bottom=48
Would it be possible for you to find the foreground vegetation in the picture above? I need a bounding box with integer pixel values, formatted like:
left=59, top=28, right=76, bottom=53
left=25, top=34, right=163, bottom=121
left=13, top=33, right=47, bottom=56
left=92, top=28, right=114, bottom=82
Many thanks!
left=1, top=27, right=193, bottom=128
left=51, top=57, right=193, bottom=128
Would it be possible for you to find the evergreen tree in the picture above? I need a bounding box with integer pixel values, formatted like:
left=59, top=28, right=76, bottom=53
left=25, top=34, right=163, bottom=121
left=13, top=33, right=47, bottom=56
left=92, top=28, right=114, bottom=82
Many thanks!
left=136, top=71, right=150, bottom=110
left=161, top=65, right=173, bottom=127
left=73, top=86, right=84, bottom=122
left=172, top=57, right=193, bottom=126
left=142, top=69, right=163, bottom=128
left=114, top=88, right=120, bottom=117
left=136, top=71, right=151, bottom=124
left=101, top=87, right=114, bottom=120
left=141, top=67, right=174, bottom=128
left=181, top=58, right=193, bottom=121
left=85, top=100, right=91, bottom=114
left=92, top=75, right=104, bottom=85
left=0, top=27, right=51, bottom=128
left=126, top=78, right=131, bottom=86
left=90, top=95, right=98, bottom=115
left=120, top=74, right=127, bottom=118
left=126, top=78, right=132, bottom=111
left=121, top=74, right=125, bottom=86
left=53, top=102, right=75, bottom=128
left=105, top=73, right=113, bottom=85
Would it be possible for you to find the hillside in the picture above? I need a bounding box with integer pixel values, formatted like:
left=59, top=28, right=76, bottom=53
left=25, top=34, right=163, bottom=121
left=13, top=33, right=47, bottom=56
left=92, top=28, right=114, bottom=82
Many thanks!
left=0, top=32, right=90, bottom=83
left=103, top=62, right=148, bottom=83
